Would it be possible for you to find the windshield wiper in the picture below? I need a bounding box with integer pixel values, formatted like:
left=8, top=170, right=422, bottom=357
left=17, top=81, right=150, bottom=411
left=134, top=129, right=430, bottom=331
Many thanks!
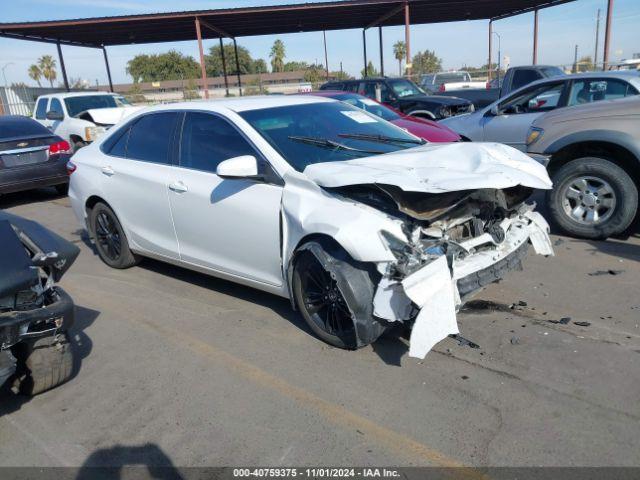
left=338, top=133, right=425, bottom=145
left=288, top=135, right=384, bottom=154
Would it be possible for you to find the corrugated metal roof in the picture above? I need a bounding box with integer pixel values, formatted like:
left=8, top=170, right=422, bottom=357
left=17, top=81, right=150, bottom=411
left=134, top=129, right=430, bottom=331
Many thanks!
left=0, top=0, right=575, bottom=47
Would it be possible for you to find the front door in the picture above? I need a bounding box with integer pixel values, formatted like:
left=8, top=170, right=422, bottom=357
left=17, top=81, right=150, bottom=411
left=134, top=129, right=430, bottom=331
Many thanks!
left=482, top=81, right=566, bottom=151
left=167, top=111, right=283, bottom=286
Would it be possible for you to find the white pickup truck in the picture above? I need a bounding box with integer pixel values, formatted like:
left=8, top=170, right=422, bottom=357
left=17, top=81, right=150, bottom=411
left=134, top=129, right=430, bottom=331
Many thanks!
left=420, top=71, right=486, bottom=94
left=32, top=92, right=142, bottom=150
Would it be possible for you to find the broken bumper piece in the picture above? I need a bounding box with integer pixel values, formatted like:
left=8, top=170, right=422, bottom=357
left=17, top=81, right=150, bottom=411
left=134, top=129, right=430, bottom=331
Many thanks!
left=373, top=212, right=553, bottom=359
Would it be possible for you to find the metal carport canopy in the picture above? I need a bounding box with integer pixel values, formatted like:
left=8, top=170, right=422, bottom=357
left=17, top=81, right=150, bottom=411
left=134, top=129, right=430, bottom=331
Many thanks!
left=0, top=0, right=575, bottom=47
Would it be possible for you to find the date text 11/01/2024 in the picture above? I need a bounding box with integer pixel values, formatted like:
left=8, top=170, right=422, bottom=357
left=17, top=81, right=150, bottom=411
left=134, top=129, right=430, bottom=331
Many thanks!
left=233, top=468, right=401, bottom=477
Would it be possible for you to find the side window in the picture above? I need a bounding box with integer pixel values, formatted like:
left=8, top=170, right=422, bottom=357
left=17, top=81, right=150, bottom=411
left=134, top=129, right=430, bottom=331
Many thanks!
left=106, top=126, right=131, bottom=157
left=511, top=69, right=542, bottom=90
left=342, top=82, right=358, bottom=93
left=35, top=98, right=48, bottom=120
left=501, top=82, right=564, bottom=114
left=179, top=112, right=258, bottom=174
left=568, top=79, right=637, bottom=106
left=126, top=112, right=179, bottom=164
left=49, top=98, right=64, bottom=117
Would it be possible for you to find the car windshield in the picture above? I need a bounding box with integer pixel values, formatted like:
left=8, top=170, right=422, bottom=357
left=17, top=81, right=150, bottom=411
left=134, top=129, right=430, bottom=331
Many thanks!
left=239, top=101, right=420, bottom=172
left=332, top=94, right=401, bottom=121
left=387, top=79, right=424, bottom=97
left=541, top=66, right=565, bottom=77
left=64, top=95, right=119, bottom=117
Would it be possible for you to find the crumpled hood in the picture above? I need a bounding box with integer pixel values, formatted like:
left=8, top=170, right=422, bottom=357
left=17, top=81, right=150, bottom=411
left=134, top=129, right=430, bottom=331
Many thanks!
left=81, top=106, right=143, bottom=125
left=303, top=142, right=552, bottom=193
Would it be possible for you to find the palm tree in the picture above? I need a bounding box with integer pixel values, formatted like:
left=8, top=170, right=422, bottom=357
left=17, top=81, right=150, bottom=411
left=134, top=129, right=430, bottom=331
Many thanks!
left=393, top=41, right=406, bottom=76
left=270, top=39, right=286, bottom=73
left=28, top=64, right=43, bottom=87
left=38, top=55, right=57, bottom=87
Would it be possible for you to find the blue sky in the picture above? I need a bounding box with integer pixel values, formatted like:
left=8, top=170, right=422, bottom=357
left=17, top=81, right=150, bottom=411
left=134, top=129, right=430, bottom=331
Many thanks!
left=1, top=0, right=638, bottom=86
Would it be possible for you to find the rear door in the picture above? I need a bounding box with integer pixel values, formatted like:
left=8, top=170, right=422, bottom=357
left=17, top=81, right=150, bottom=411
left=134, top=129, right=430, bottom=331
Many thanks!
left=99, top=111, right=180, bottom=259
left=482, top=81, right=567, bottom=151
left=167, top=111, right=283, bottom=286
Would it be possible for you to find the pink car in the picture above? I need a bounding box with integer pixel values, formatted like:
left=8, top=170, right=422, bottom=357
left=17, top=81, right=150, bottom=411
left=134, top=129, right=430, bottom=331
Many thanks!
left=305, top=90, right=461, bottom=143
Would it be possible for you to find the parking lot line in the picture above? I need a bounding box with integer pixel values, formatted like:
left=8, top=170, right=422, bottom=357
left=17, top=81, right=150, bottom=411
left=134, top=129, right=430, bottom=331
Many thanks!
left=125, top=312, right=484, bottom=475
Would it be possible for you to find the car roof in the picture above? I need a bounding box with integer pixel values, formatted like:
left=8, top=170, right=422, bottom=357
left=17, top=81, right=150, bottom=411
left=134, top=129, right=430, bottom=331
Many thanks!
left=38, top=91, right=117, bottom=99
left=134, top=95, right=333, bottom=115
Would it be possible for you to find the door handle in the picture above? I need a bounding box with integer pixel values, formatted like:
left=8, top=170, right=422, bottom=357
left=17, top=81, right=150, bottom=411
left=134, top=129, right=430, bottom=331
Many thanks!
left=168, top=181, right=188, bottom=193
left=101, top=166, right=115, bottom=176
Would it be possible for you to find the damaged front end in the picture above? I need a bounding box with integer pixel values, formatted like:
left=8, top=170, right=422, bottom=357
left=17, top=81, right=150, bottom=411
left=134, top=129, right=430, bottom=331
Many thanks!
left=0, top=212, right=79, bottom=356
left=329, top=183, right=553, bottom=358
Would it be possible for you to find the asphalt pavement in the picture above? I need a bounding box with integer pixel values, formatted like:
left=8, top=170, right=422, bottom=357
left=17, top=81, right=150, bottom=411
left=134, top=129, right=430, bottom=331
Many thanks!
left=1, top=188, right=639, bottom=469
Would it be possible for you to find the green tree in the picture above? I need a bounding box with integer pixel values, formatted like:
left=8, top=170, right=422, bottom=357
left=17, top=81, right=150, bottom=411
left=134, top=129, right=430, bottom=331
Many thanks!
left=577, top=55, right=595, bottom=72
left=28, top=64, right=42, bottom=87
left=126, top=50, right=200, bottom=83
left=393, top=41, right=406, bottom=76
left=361, top=61, right=379, bottom=78
left=38, top=55, right=57, bottom=87
left=331, top=70, right=353, bottom=81
left=205, top=43, right=257, bottom=76
left=183, top=78, right=200, bottom=100
left=270, top=39, right=286, bottom=73
left=284, top=61, right=309, bottom=72
left=253, top=58, right=268, bottom=74
left=411, top=50, right=442, bottom=75
left=303, top=63, right=326, bottom=84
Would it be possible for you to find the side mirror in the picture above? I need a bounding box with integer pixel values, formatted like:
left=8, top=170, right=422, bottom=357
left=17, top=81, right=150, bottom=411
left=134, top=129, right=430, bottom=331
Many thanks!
left=46, top=110, right=64, bottom=121
left=216, top=155, right=259, bottom=179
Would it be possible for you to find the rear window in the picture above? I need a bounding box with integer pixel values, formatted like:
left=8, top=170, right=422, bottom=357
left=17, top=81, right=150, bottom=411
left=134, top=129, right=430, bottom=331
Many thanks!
left=541, top=67, right=565, bottom=78
left=125, top=112, right=179, bottom=164
left=436, top=73, right=471, bottom=84
left=0, top=116, right=51, bottom=140
left=512, top=69, right=543, bottom=90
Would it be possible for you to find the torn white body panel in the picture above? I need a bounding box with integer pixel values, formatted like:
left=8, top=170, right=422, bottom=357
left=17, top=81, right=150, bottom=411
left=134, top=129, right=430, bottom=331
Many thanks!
left=402, top=256, right=460, bottom=358
left=303, top=142, right=552, bottom=193
left=82, top=106, right=143, bottom=125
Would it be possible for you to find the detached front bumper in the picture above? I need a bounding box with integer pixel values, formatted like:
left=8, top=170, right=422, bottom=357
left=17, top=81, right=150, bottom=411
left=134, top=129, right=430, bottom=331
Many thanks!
left=374, top=211, right=553, bottom=358
left=0, top=287, right=74, bottom=350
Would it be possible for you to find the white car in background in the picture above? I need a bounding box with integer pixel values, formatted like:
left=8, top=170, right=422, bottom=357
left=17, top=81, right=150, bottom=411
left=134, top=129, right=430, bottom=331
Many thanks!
left=68, top=96, right=553, bottom=358
left=32, top=91, right=142, bottom=151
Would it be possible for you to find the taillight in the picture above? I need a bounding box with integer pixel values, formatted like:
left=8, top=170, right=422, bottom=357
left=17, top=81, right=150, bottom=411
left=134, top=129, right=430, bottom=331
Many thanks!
left=49, top=140, right=72, bottom=155
left=438, top=84, right=446, bottom=92
left=66, top=161, right=77, bottom=175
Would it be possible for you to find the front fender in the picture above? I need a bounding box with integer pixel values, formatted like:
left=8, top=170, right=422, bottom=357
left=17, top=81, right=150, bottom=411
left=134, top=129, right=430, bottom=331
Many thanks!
left=543, top=129, right=640, bottom=159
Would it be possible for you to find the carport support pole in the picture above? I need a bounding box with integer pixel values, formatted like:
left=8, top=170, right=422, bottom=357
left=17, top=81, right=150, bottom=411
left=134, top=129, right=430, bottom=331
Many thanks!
left=323, top=31, right=329, bottom=79
left=404, top=1, right=411, bottom=77
left=362, top=30, right=368, bottom=77
left=194, top=17, right=209, bottom=99
left=378, top=26, right=384, bottom=77
left=56, top=41, right=70, bottom=92
left=488, top=20, right=493, bottom=81
left=219, top=38, right=230, bottom=97
left=602, top=0, right=614, bottom=70
left=233, top=38, right=242, bottom=96
left=532, top=9, right=539, bottom=65
left=102, top=47, right=113, bottom=93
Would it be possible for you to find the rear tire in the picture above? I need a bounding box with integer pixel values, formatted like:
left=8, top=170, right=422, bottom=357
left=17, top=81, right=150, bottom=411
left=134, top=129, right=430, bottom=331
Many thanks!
left=292, top=241, right=385, bottom=349
left=12, top=333, right=73, bottom=396
left=548, top=157, right=638, bottom=239
left=90, top=202, right=140, bottom=269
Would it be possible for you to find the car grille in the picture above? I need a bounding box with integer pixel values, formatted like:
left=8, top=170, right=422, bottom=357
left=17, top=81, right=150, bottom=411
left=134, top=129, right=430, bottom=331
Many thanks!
left=452, top=103, right=474, bottom=115
left=1, top=147, right=49, bottom=168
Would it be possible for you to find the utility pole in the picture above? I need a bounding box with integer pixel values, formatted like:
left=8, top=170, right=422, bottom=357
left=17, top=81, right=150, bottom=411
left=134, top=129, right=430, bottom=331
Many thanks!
left=573, top=44, right=579, bottom=73
left=594, top=8, right=601, bottom=70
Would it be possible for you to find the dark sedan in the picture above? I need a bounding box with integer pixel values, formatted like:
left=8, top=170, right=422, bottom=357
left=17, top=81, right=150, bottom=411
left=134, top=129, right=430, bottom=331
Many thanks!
left=319, top=77, right=474, bottom=120
left=0, top=115, right=72, bottom=195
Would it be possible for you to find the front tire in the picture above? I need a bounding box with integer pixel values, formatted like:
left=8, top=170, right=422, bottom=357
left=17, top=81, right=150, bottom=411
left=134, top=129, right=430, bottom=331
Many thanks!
left=292, top=241, right=385, bottom=349
left=548, top=157, right=638, bottom=239
left=90, top=202, right=140, bottom=269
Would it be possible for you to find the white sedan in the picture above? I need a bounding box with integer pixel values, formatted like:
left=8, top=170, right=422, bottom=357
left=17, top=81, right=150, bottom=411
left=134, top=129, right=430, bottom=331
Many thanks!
left=68, top=96, right=553, bottom=358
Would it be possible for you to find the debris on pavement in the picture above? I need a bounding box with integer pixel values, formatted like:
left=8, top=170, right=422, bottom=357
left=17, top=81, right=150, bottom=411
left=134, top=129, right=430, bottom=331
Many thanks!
left=548, top=317, right=571, bottom=325
left=588, top=269, right=624, bottom=276
left=574, top=321, right=592, bottom=327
